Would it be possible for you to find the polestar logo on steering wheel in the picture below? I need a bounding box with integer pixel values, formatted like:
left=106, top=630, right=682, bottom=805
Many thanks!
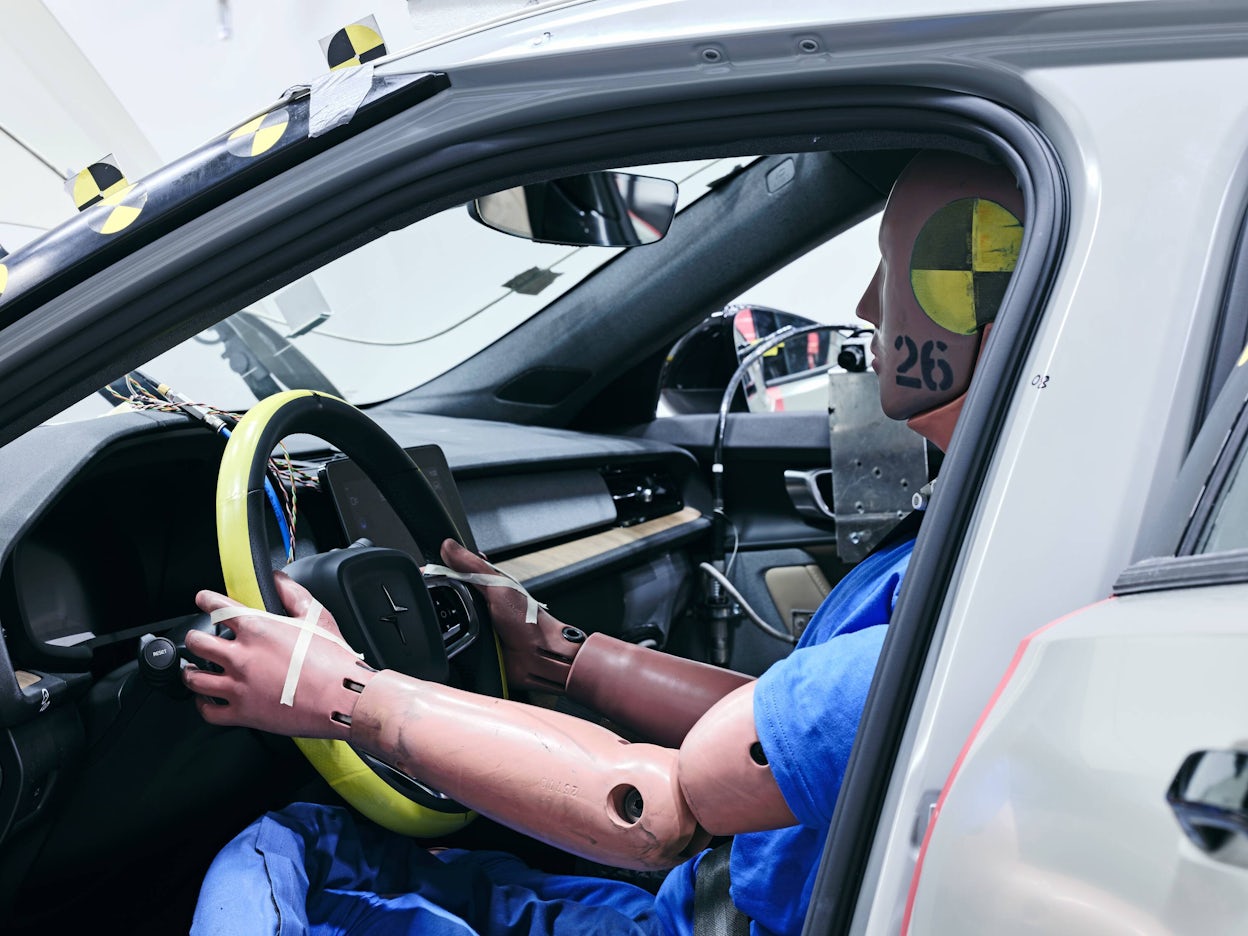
left=379, top=584, right=409, bottom=645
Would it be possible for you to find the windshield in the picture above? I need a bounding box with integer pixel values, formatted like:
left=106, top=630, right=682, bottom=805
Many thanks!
left=52, top=159, right=746, bottom=423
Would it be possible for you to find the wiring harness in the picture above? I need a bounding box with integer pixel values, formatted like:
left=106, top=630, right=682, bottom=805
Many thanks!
left=104, top=371, right=319, bottom=563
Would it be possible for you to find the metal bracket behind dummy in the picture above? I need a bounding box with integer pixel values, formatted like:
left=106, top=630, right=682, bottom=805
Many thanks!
left=828, top=371, right=928, bottom=563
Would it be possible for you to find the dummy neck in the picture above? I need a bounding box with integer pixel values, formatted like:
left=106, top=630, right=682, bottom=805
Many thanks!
left=906, top=393, right=963, bottom=453
left=906, top=323, right=992, bottom=453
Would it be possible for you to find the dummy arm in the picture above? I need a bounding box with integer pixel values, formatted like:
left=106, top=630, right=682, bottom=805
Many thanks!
left=438, top=540, right=752, bottom=747
left=184, top=576, right=796, bottom=871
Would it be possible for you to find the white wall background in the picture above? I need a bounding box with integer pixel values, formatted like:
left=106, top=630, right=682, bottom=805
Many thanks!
left=0, top=0, right=564, bottom=251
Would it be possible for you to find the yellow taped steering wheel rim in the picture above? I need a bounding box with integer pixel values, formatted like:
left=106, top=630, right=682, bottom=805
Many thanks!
left=216, top=389, right=477, bottom=838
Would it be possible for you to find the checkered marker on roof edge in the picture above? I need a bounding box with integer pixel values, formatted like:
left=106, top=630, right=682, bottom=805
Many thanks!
left=66, top=156, right=128, bottom=212
left=65, top=155, right=147, bottom=236
left=83, top=184, right=148, bottom=235
left=320, top=15, right=387, bottom=72
left=226, top=109, right=291, bottom=158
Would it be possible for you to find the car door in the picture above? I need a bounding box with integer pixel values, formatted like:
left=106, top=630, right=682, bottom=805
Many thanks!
left=904, top=344, right=1248, bottom=933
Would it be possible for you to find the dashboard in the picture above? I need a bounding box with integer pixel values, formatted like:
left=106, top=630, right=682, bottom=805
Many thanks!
left=0, top=406, right=711, bottom=907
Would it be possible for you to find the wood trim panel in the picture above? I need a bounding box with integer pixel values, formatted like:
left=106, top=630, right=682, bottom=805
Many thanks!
left=496, top=507, right=704, bottom=583
left=15, top=671, right=40, bottom=689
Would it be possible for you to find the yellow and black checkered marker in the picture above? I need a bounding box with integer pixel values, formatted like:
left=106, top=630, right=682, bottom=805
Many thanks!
left=909, top=197, right=1023, bottom=335
left=0, top=264, right=7, bottom=299
left=320, top=15, right=386, bottom=71
left=84, top=184, right=147, bottom=235
left=66, top=155, right=129, bottom=211
left=227, top=108, right=290, bottom=158
left=65, top=155, right=147, bottom=235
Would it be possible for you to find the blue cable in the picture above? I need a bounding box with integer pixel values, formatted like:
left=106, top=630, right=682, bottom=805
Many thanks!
left=218, top=426, right=293, bottom=558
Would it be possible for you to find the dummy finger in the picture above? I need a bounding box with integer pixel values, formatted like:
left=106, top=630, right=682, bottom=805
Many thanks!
left=195, top=588, right=277, bottom=639
left=194, top=692, right=236, bottom=726
left=184, top=627, right=238, bottom=670
left=438, top=540, right=527, bottom=611
left=440, top=538, right=491, bottom=574
left=195, top=588, right=245, bottom=615
left=182, top=665, right=233, bottom=700
left=272, top=570, right=337, bottom=632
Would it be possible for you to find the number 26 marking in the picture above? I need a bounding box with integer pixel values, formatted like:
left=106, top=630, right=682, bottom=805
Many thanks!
left=894, top=335, right=953, bottom=392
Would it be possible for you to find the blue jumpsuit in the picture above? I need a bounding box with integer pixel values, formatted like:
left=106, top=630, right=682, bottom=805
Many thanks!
left=192, top=539, right=914, bottom=936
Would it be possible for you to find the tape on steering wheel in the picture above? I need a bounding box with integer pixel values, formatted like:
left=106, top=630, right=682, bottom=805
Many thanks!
left=421, top=562, right=547, bottom=624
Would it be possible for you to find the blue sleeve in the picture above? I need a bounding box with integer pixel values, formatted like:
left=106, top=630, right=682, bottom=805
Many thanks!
left=753, top=624, right=888, bottom=828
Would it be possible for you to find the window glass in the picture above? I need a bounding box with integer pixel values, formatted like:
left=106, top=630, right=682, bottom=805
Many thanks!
left=50, top=159, right=746, bottom=423
left=730, top=212, right=881, bottom=414
left=731, top=211, right=881, bottom=324
left=1196, top=437, right=1248, bottom=553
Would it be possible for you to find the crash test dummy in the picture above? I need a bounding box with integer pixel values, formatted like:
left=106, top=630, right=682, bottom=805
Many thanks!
left=186, top=150, right=1026, bottom=936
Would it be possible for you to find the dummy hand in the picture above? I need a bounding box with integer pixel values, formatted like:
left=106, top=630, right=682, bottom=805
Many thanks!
left=439, top=539, right=582, bottom=693
left=183, top=571, right=375, bottom=739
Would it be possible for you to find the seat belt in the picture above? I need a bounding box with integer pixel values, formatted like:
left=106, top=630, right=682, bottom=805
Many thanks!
left=694, top=843, right=750, bottom=936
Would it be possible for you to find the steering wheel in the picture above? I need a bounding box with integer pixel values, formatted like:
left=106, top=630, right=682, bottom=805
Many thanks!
left=215, top=389, right=506, bottom=837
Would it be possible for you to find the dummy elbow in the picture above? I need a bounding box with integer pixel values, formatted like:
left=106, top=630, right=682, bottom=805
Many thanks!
left=593, top=757, right=713, bottom=870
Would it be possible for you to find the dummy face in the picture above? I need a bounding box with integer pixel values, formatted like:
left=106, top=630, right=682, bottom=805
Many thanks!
left=857, top=151, right=1025, bottom=421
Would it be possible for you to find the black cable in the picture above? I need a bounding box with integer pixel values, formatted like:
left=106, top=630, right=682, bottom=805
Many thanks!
left=711, top=322, right=869, bottom=554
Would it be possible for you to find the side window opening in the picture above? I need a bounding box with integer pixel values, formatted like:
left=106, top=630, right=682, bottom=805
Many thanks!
left=656, top=212, right=882, bottom=417
left=1195, top=436, right=1248, bottom=553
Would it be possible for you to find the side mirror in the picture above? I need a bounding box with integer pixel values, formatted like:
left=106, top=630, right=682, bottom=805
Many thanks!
left=469, top=172, right=678, bottom=247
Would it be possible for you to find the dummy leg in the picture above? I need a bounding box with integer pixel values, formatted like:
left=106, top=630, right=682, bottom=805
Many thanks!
left=192, top=803, right=673, bottom=936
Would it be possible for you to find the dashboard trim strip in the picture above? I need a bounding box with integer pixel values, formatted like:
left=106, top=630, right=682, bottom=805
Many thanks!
left=497, top=507, right=705, bottom=585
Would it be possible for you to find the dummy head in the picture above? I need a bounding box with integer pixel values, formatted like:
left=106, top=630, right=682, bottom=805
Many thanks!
left=857, top=151, right=1025, bottom=424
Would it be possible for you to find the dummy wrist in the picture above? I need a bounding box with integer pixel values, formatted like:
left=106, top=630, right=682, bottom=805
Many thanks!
left=323, top=659, right=379, bottom=737
left=348, top=669, right=415, bottom=759
left=508, top=618, right=589, bottom=694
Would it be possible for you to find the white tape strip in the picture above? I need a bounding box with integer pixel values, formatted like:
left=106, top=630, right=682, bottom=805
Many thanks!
left=422, top=562, right=547, bottom=624
left=279, top=600, right=323, bottom=706
left=208, top=604, right=360, bottom=656
left=281, top=625, right=314, bottom=705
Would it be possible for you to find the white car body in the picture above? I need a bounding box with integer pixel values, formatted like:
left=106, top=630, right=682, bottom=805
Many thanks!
left=382, top=2, right=1248, bottom=931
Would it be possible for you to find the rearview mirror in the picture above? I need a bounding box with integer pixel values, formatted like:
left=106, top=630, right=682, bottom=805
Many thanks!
left=470, top=172, right=678, bottom=247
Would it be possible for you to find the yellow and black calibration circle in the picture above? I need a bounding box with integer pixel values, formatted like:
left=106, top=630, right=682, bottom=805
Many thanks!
left=322, top=15, right=387, bottom=71
left=227, top=108, right=290, bottom=158
left=66, top=156, right=147, bottom=235
left=909, top=198, right=1023, bottom=335
left=68, top=158, right=128, bottom=211
left=85, top=185, right=147, bottom=235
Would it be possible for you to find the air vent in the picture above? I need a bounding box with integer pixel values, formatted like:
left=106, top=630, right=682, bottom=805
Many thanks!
left=602, top=465, right=682, bottom=527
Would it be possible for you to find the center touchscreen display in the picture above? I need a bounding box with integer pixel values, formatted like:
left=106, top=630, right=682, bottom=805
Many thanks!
left=323, top=444, right=477, bottom=563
